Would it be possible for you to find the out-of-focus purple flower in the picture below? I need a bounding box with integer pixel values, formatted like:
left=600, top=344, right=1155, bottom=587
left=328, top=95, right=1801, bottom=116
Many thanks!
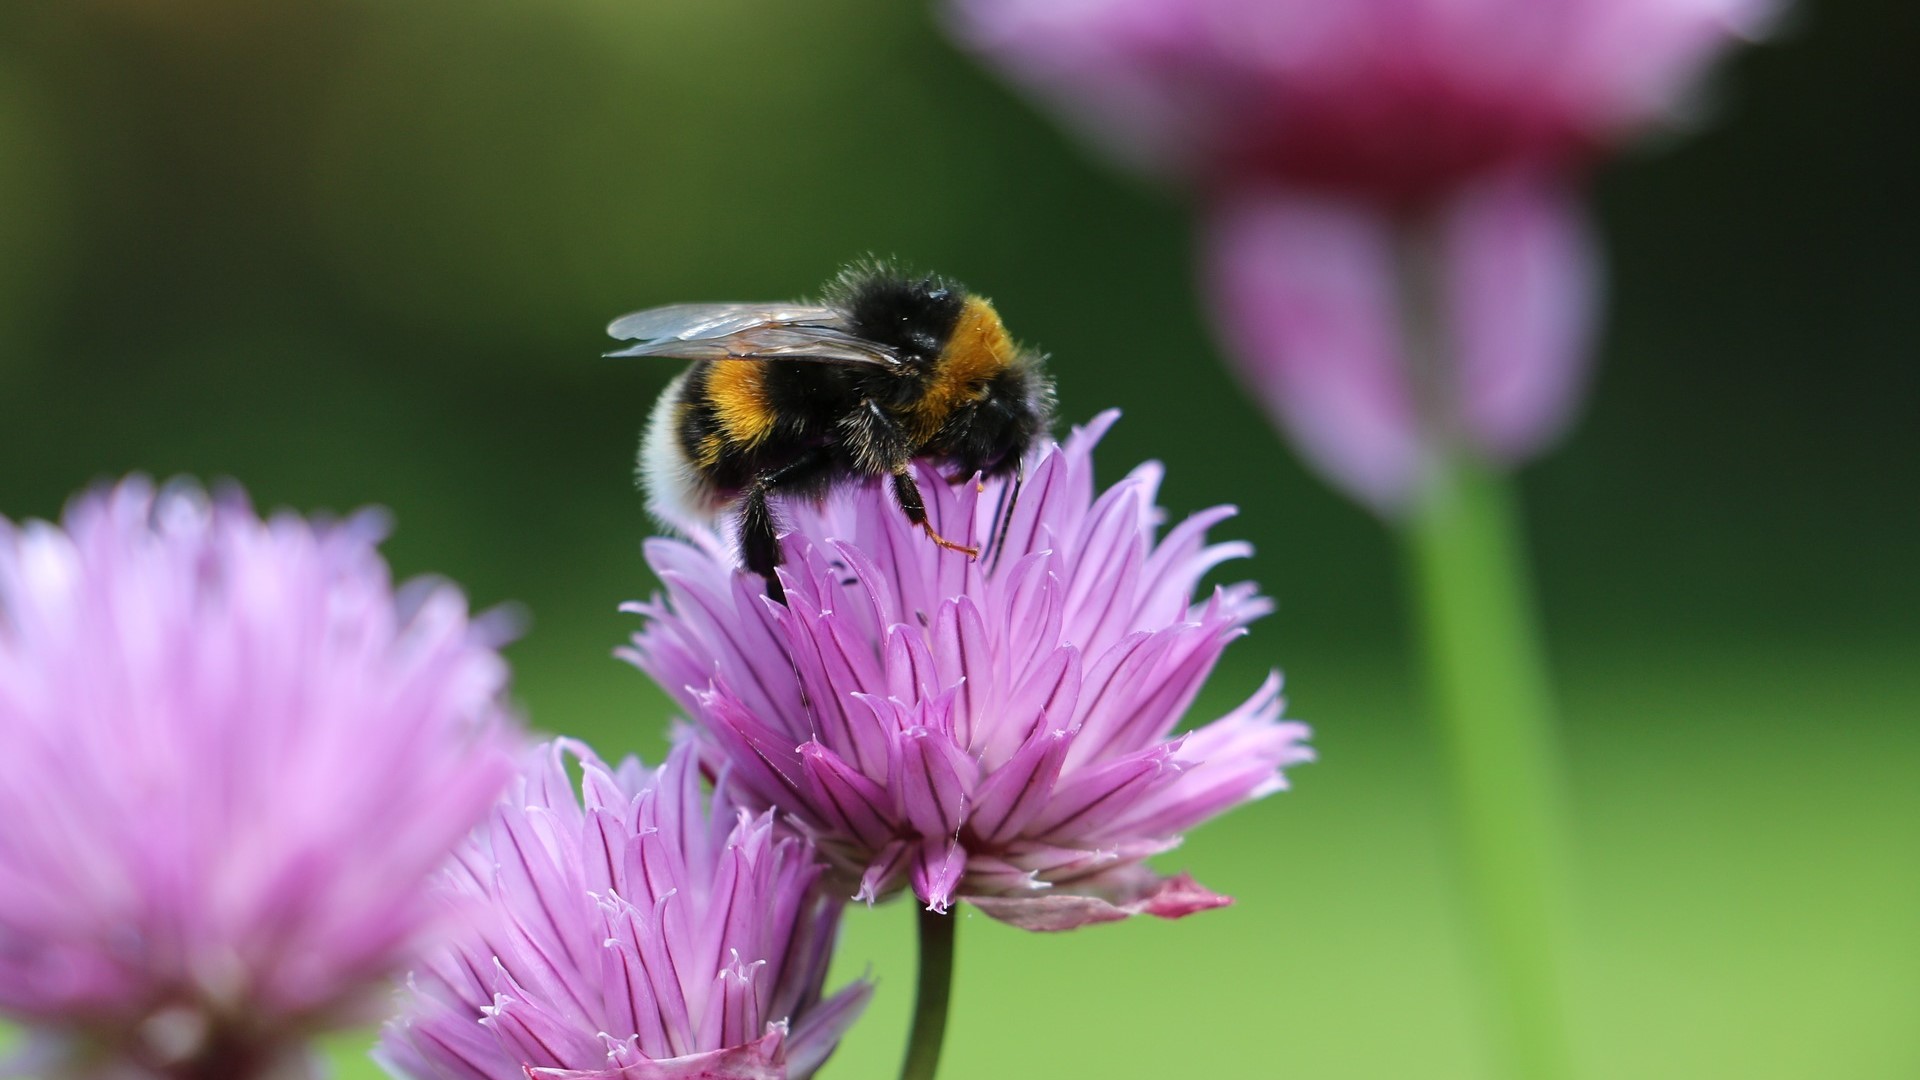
left=624, top=413, right=1311, bottom=931
left=379, top=740, right=869, bottom=1080
left=950, top=0, right=1772, bottom=200
left=1203, top=172, right=1600, bottom=507
left=0, top=478, right=520, bottom=1079
left=949, top=0, right=1772, bottom=510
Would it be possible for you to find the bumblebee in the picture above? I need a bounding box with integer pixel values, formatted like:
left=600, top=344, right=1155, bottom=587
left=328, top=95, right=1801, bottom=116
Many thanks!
left=609, top=264, right=1056, bottom=601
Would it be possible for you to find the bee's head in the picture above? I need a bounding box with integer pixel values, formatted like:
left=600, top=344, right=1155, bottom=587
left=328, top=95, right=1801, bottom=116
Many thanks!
left=948, top=355, right=1056, bottom=479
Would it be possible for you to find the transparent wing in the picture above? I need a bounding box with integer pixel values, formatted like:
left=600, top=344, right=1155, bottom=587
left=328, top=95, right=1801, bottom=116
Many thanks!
left=605, top=302, right=898, bottom=366
left=607, top=303, right=839, bottom=342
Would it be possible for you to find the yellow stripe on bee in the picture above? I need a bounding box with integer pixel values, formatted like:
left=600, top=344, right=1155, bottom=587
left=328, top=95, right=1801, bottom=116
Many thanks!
left=707, top=362, right=777, bottom=449
left=914, top=295, right=1014, bottom=440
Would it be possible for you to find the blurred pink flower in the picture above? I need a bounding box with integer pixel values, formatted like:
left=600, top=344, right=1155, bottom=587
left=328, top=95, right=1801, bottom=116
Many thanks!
left=0, top=478, right=521, bottom=1079
left=379, top=740, right=869, bottom=1080
left=1203, top=172, right=1599, bottom=507
left=624, top=413, right=1311, bottom=931
left=950, top=0, right=1771, bottom=509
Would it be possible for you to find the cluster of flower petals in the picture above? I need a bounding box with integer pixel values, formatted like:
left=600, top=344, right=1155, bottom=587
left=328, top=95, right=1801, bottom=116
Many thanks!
left=625, top=413, right=1312, bottom=930
left=380, top=740, right=869, bottom=1080
left=0, top=478, right=520, bottom=1076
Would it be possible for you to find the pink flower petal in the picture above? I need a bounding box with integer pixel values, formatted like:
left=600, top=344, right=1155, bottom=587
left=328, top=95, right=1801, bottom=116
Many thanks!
left=966, top=871, right=1233, bottom=933
left=783, top=982, right=878, bottom=1079
left=1438, top=169, right=1601, bottom=461
left=797, top=742, right=895, bottom=851
left=1203, top=189, right=1426, bottom=511
left=912, top=838, right=968, bottom=914
left=968, top=722, right=1075, bottom=846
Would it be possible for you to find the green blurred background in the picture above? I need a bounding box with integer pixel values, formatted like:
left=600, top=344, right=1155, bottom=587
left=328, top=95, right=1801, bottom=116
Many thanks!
left=1, top=0, right=1915, bottom=1076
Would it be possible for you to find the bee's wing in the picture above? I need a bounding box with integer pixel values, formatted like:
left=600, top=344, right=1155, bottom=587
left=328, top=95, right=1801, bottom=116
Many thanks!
left=607, top=303, right=835, bottom=343
left=605, top=303, right=898, bottom=366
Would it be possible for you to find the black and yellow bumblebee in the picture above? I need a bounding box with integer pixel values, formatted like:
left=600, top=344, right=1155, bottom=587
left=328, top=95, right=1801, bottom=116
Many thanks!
left=608, top=264, right=1056, bottom=602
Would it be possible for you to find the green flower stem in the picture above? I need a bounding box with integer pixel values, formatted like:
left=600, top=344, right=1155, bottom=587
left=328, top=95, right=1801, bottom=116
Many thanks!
left=1405, top=455, right=1576, bottom=1080
left=898, top=907, right=956, bottom=1080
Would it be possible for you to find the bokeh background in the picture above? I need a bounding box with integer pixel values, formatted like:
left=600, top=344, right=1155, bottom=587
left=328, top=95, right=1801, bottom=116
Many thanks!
left=1, top=0, right=1915, bottom=1076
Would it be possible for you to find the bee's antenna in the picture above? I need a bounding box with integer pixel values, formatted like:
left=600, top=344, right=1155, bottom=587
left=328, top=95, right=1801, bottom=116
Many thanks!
left=984, top=457, right=1024, bottom=574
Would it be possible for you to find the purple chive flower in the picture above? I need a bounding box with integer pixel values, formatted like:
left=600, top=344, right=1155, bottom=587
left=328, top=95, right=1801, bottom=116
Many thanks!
left=948, top=0, right=1774, bottom=510
left=624, top=413, right=1311, bottom=931
left=379, top=740, right=869, bottom=1080
left=0, top=478, right=520, bottom=1078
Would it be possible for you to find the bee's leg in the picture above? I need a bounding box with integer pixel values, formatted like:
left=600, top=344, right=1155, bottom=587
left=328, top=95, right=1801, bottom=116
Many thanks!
left=890, top=469, right=980, bottom=559
left=741, top=448, right=836, bottom=604
left=739, top=483, right=785, bottom=602
left=847, top=400, right=977, bottom=558
left=982, top=456, right=1023, bottom=572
